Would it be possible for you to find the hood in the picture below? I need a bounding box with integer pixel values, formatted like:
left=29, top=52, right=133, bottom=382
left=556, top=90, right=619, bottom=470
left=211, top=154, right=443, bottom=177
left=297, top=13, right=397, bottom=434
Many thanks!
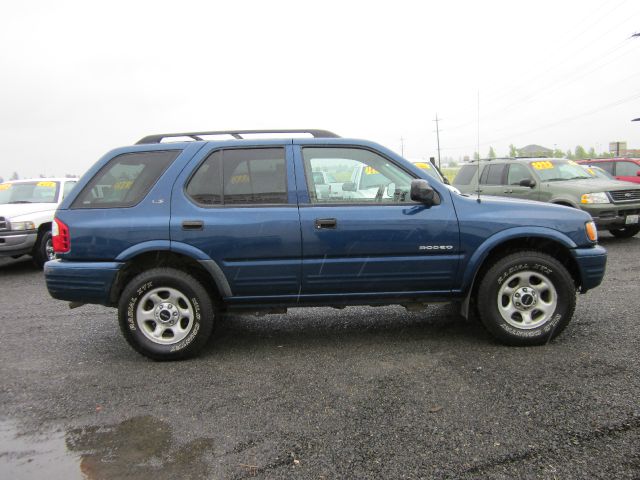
left=0, top=203, right=57, bottom=219
left=541, top=177, right=640, bottom=192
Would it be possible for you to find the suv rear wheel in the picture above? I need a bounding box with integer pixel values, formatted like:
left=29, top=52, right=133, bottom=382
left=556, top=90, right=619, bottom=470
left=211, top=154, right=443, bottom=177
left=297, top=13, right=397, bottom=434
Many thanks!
left=477, top=251, right=576, bottom=345
left=118, top=268, right=215, bottom=360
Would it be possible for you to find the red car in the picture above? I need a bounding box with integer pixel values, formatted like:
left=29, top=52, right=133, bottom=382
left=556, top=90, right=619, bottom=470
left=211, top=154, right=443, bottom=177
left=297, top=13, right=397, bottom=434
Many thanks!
left=577, top=158, right=640, bottom=184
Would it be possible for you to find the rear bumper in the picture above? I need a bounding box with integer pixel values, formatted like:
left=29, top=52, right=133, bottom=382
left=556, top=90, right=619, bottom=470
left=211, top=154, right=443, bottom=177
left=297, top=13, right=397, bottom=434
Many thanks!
left=571, top=245, right=607, bottom=292
left=44, top=259, right=124, bottom=306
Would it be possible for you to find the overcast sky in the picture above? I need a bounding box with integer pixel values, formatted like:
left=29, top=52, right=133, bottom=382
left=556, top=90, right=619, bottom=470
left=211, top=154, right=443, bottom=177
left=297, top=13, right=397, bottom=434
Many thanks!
left=1, top=0, right=639, bottom=179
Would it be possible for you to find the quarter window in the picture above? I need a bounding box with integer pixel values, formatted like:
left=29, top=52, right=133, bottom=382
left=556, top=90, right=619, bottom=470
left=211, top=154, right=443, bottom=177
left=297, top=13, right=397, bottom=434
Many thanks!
left=72, top=150, right=179, bottom=208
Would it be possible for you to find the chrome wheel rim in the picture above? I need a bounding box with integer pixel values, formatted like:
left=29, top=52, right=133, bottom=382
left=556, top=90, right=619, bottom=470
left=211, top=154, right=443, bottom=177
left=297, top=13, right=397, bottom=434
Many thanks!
left=136, top=287, right=195, bottom=345
left=45, top=238, right=56, bottom=261
left=497, top=270, right=558, bottom=329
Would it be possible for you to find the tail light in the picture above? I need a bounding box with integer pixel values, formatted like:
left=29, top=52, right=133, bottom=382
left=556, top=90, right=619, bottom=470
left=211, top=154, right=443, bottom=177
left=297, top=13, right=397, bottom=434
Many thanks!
left=52, top=217, right=70, bottom=253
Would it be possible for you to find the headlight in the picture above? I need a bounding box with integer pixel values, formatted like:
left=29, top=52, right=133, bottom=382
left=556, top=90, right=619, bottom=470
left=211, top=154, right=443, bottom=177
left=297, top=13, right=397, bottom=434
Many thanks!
left=580, top=192, right=610, bottom=204
left=11, top=221, right=36, bottom=231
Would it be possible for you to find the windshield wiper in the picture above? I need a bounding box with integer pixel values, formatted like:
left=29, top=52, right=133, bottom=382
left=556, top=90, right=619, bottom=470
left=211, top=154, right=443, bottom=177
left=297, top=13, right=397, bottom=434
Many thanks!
left=8, top=200, right=33, bottom=204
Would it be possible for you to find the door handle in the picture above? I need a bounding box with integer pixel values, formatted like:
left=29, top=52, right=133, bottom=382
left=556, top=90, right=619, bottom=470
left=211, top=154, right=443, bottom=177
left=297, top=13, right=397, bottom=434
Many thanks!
left=503, top=189, right=513, bottom=193
left=315, top=218, right=337, bottom=229
left=182, top=220, right=204, bottom=230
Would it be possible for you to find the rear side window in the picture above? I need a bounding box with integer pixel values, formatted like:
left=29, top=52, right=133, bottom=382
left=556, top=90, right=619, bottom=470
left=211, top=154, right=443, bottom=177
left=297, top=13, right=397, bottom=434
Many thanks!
left=453, top=165, right=477, bottom=185
left=186, top=148, right=287, bottom=206
left=480, top=163, right=507, bottom=185
left=72, top=150, right=179, bottom=208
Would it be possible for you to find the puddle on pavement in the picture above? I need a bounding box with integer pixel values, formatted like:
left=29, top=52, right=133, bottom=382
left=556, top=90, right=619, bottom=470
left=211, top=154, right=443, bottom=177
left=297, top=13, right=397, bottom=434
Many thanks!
left=0, top=419, right=81, bottom=479
left=1, top=416, right=214, bottom=479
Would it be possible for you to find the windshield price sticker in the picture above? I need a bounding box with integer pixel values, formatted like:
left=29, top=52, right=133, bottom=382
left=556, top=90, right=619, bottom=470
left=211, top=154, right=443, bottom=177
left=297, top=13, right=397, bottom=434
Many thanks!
left=531, top=161, right=554, bottom=170
left=113, top=180, right=134, bottom=191
left=37, top=181, right=56, bottom=187
left=365, top=166, right=380, bottom=175
left=415, top=162, right=432, bottom=170
left=0, top=183, right=11, bottom=190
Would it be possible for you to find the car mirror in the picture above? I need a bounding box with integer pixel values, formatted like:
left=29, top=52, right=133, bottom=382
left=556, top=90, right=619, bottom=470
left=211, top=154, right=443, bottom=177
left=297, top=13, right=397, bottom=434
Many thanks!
left=519, top=179, right=537, bottom=188
left=410, top=179, right=440, bottom=206
left=636, top=170, right=640, bottom=176
left=342, top=182, right=356, bottom=192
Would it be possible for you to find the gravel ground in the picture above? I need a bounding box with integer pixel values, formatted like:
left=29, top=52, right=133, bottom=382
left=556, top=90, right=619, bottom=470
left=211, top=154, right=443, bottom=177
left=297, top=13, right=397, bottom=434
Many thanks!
left=0, top=233, right=639, bottom=479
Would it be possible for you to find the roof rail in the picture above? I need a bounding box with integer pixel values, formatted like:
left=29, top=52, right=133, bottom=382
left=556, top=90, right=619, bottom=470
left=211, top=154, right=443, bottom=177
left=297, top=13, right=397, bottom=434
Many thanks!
left=136, top=129, right=340, bottom=144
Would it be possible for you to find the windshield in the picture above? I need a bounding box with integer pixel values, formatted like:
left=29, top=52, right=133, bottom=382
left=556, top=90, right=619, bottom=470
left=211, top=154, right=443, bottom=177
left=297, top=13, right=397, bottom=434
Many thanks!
left=0, top=181, right=60, bottom=204
left=530, top=160, right=592, bottom=182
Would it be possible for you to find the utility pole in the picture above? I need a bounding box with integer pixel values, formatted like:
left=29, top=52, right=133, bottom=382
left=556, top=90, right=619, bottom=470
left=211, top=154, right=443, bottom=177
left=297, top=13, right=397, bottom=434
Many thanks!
left=433, top=114, right=442, bottom=169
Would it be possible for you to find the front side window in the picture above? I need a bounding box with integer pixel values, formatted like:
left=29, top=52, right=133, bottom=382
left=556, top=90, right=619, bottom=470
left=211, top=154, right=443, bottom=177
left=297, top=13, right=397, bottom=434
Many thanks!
left=62, top=181, right=77, bottom=199
left=507, top=164, right=533, bottom=185
left=72, top=150, right=179, bottom=208
left=302, top=147, right=416, bottom=204
left=0, top=181, right=59, bottom=204
left=595, top=161, right=614, bottom=174
left=186, top=148, right=287, bottom=206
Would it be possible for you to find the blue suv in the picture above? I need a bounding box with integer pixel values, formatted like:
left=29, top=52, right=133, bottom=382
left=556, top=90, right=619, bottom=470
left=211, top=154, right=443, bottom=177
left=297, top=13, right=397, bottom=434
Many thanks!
left=45, top=130, right=607, bottom=360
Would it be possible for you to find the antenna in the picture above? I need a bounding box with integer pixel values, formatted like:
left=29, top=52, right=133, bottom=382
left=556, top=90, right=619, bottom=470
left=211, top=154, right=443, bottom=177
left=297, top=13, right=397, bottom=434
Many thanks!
left=433, top=114, right=442, bottom=170
left=476, top=90, right=481, bottom=203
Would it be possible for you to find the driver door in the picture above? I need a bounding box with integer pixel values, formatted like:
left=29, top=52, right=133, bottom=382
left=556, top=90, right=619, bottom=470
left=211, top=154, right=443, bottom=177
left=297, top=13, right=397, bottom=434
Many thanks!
left=295, top=145, right=460, bottom=295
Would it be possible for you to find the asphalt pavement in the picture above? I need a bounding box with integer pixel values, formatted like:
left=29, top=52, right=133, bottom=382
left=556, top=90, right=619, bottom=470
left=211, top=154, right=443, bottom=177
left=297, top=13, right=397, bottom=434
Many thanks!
left=1, top=233, right=639, bottom=479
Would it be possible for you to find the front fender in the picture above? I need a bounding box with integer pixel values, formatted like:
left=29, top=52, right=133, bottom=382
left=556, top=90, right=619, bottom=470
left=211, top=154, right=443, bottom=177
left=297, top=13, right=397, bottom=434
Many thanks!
left=459, top=226, right=577, bottom=294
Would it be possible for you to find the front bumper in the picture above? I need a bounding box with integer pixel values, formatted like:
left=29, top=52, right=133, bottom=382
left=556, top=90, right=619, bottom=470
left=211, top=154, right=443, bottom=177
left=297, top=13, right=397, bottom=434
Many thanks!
left=571, top=245, right=607, bottom=292
left=581, top=204, right=640, bottom=229
left=0, top=231, right=37, bottom=257
left=45, top=259, right=125, bottom=306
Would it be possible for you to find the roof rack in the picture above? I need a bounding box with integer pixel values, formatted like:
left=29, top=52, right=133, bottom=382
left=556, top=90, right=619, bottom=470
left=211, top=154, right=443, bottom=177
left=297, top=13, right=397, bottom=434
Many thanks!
left=135, top=129, right=340, bottom=145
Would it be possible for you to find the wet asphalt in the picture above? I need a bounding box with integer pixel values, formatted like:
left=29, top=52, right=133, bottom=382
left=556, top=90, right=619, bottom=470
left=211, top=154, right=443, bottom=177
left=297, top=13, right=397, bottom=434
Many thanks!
left=0, top=233, right=639, bottom=479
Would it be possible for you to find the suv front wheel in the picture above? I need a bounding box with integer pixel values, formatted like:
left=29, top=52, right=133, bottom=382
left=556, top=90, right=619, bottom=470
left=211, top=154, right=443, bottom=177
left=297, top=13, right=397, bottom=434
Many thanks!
left=118, top=268, right=215, bottom=360
left=608, top=225, right=640, bottom=238
left=477, top=251, right=576, bottom=345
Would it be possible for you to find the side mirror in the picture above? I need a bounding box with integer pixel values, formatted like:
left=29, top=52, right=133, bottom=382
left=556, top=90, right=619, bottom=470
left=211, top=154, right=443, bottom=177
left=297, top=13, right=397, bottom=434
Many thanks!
left=519, top=178, right=537, bottom=188
left=442, top=177, right=451, bottom=185
left=342, top=182, right=356, bottom=192
left=636, top=170, right=640, bottom=176
left=410, top=179, right=440, bottom=206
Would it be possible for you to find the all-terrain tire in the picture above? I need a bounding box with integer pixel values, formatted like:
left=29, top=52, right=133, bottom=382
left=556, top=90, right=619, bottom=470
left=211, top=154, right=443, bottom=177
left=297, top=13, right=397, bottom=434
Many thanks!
left=118, top=268, right=215, bottom=361
left=477, top=250, right=576, bottom=346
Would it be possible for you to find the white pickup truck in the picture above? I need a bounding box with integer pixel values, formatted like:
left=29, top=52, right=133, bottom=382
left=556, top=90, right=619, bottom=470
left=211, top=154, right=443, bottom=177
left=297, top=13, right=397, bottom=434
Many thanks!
left=0, top=178, right=77, bottom=267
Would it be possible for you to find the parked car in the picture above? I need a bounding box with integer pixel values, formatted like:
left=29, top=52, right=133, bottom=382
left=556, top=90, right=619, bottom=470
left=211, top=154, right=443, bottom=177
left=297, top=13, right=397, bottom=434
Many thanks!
left=0, top=178, right=78, bottom=267
left=577, top=158, right=640, bottom=184
left=453, top=158, right=640, bottom=238
left=579, top=164, right=616, bottom=181
left=45, top=130, right=606, bottom=360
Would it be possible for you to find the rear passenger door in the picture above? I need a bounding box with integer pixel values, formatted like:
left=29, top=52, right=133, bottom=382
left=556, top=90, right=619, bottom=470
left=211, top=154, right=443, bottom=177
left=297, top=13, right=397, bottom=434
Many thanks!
left=478, top=163, right=507, bottom=197
left=171, top=144, right=302, bottom=297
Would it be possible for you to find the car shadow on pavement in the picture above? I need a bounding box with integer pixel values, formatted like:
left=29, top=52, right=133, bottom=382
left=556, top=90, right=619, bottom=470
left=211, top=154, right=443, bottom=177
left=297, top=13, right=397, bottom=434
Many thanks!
left=200, top=304, right=491, bottom=358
